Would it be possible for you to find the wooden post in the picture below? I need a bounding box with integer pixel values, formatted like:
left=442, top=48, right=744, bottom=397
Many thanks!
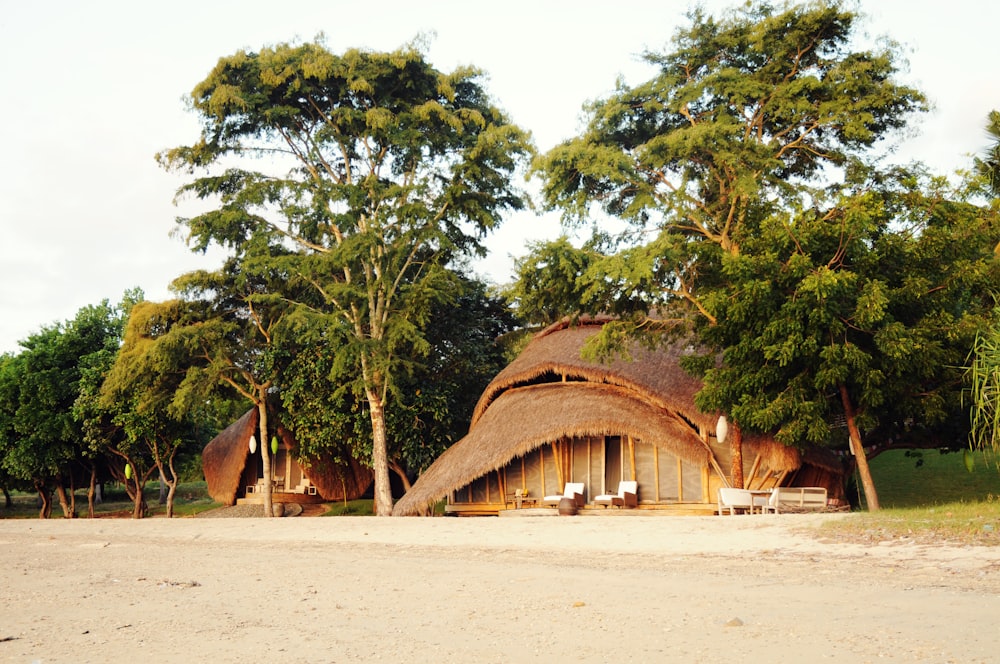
left=730, top=424, right=745, bottom=490
left=745, top=454, right=762, bottom=490
left=628, top=436, right=637, bottom=481
left=551, top=441, right=563, bottom=488
left=540, top=447, right=546, bottom=495
left=653, top=446, right=661, bottom=503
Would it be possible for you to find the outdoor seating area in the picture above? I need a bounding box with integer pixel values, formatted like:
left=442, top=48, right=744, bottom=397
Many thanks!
left=505, top=488, right=537, bottom=509
left=543, top=482, right=585, bottom=508
left=502, top=481, right=648, bottom=512
left=718, top=486, right=830, bottom=515
left=762, top=486, right=828, bottom=513
left=593, top=481, right=638, bottom=508
left=245, top=475, right=319, bottom=498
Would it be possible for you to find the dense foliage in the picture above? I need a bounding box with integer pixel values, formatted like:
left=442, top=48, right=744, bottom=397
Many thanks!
left=280, top=276, right=520, bottom=482
left=5, top=3, right=1000, bottom=519
left=158, top=40, right=533, bottom=514
left=525, top=1, right=1000, bottom=508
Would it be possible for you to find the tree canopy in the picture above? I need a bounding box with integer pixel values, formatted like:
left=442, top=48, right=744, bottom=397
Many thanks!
left=526, top=1, right=998, bottom=509
left=159, top=40, right=533, bottom=514
left=0, top=297, right=131, bottom=517
left=281, top=275, right=520, bottom=485
left=535, top=1, right=925, bottom=327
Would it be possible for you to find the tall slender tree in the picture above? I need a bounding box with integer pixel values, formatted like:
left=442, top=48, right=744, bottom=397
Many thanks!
left=281, top=274, right=521, bottom=492
left=158, top=40, right=532, bottom=514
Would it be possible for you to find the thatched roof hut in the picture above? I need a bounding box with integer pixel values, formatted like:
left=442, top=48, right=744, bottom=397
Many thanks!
left=393, top=317, right=845, bottom=516
left=202, top=407, right=372, bottom=505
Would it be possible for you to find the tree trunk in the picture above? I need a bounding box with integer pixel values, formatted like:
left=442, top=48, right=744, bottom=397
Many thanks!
left=165, top=482, right=177, bottom=518
left=730, top=425, right=745, bottom=489
left=124, top=464, right=148, bottom=519
left=158, top=467, right=168, bottom=505
left=35, top=483, right=52, bottom=519
left=163, top=453, right=179, bottom=518
left=366, top=387, right=394, bottom=516
left=257, top=396, right=273, bottom=518
left=54, top=481, right=73, bottom=519
left=153, top=460, right=178, bottom=518
left=389, top=460, right=412, bottom=493
left=839, top=384, right=880, bottom=511
left=132, top=479, right=148, bottom=518
left=87, top=463, right=97, bottom=518
left=2, top=486, right=11, bottom=509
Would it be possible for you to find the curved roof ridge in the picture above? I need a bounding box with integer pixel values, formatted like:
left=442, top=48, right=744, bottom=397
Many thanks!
left=530, top=314, right=615, bottom=341
left=471, top=321, right=710, bottom=427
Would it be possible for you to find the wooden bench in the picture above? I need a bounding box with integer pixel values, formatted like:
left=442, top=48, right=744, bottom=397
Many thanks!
left=762, top=487, right=828, bottom=514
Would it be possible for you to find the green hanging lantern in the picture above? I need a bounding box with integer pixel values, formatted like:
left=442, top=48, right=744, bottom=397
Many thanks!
left=124, top=463, right=132, bottom=480
left=270, top=435, right=279, bottom=455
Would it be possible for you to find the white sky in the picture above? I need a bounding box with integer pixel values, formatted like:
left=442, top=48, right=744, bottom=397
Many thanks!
left=1, top=0, right=998, bottom=354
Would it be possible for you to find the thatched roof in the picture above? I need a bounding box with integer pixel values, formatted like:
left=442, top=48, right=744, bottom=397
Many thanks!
left=392, top=318, right=716, bottom=516
left=472, top=317, right=712, bottom=429
left=742, top=434, right=844, bottom=474
left=202, top=408, right=373, bottom=504
left=291, top=442, right=373, bottom=501
left=202, top=409, right=257, bottom=505
left=393, top=382, right=712, bottom=515
left=392, top=316, right=848, bottom=516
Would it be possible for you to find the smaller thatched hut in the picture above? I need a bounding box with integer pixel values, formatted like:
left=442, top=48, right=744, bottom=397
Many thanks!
left=202, top=408, right=372, bottom=505
left=392, top=317, right=846, bottom=516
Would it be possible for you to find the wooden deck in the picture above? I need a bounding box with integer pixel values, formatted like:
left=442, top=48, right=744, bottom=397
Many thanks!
left=237, top=490, right=328, bottom=506
left=448, top=502, right=718, bottom=517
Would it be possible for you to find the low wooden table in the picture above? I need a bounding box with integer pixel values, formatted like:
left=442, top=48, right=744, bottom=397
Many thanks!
left=749, top=489, right=773, bottom=514
left=506, top=492, right=537, bottom=509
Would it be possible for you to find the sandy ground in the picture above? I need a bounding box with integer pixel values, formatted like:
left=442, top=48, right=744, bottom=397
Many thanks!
left=1, top=512, right=999, bottom=663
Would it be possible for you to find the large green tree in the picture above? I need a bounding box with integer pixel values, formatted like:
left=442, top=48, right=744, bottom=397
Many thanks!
left=88, top=292, right=203, bottom=519
left=691, top=165, right=1000, bottom=509
left=530, top=2, right=930, bottom=507
left=281, top=275, right=520, bottom=494
left=113, top=255, right=299, bottom=517
left=0, top=300, right=127, bottom=517
left=73, top=289, right=144, bottom=517
left=158, top=40, right=533, bottom=514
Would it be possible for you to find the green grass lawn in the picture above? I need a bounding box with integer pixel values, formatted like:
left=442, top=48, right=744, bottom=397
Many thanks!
left=820, top=449, right=1000, bottom=546
left=861, top=448, right=1000, bottom=508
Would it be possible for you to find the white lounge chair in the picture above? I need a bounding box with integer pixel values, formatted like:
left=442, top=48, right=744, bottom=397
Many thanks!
left=543, top=482, right=585, bottom=508
left=593, top=481, right=638, bottom=508
left=717, top=487, right=754, bottom=515
left=762, top=486, right=828, bottom=513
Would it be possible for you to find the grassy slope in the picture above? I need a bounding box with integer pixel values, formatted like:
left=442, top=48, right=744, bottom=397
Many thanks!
left=862, top=449, right=1000, bottom=508
left=821, top=449, right=1000, bottom=546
